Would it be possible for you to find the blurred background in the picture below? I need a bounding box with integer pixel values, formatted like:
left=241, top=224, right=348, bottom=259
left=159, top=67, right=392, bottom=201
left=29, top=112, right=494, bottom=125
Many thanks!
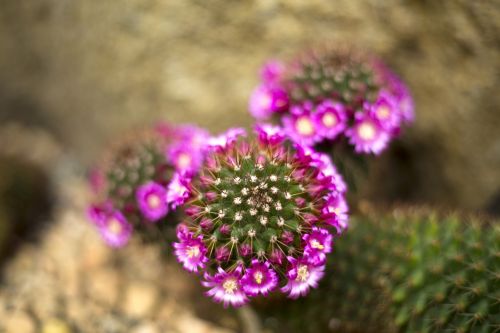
left=0, top=0, right=499, bottom=332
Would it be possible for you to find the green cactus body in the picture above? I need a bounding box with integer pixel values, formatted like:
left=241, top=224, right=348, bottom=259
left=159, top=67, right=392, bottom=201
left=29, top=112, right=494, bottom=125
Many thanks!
left=259, top=209, right=500, bottom=333
left=91, top=133, right=176, bottom=242
left=284, top=47, right=381, bottom=111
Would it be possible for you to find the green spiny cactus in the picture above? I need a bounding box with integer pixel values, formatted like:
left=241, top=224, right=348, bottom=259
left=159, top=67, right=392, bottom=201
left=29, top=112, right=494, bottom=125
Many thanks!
left=284, top=46, right=381, bottom=110
left=259, top=207, right=500, bottom=333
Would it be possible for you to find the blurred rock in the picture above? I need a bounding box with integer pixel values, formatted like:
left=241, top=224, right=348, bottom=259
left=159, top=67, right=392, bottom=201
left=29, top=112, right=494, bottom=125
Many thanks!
left=0, top=0, right=498, bottom=209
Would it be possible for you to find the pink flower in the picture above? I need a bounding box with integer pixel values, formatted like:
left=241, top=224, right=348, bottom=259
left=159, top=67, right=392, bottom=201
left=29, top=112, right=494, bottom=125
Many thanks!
left=96, top=210, right=133, bottom=248
left=249, top=84, right=290, bottom=120
left=281, top=257, right=325, bottom=299
left=173, top=231, right=208, bottom=273
left=313, top=100, right=348, bottom=140
left=346, top=112, right=390, bottom=155
left=202, top=267, right=248, bottom=308
left=136, top=181, right=168, bottom=222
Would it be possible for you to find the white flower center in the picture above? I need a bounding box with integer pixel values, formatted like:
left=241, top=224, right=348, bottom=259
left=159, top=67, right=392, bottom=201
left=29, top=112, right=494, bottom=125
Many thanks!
left=376, top=105, right=390, bottom=119
left=358, top=122, right=376, bottom=140
left=186, top=245, right=200, bottom=258
left=295, top=116, right=315, bottom=136
left=297, top=265, right=310, bottom=282
left=107, top=218, right=123, bottom=235
left=176, top=153, right=192, bottom=169
left=254, top=271, right=264, bottom=285
left=147, top=194, right=161, bottom=209
left=259, top=93, right=272, bottom=109
left=322, top=112, right=337, bottom=127
left=223, top=278, right=238, bottom=294
left=310, top=239, right=324, bottom=250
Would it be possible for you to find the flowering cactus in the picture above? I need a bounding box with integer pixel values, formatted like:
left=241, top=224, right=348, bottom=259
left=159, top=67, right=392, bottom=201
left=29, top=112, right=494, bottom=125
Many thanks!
left=87, top=123, right=209, bottom=247
left=249, top=45, right=414, bottom=155
left=174, top=126, right=348, bottom=307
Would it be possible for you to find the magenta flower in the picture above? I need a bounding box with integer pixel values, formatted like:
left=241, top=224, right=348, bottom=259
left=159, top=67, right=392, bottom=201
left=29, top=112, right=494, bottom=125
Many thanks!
left=283, top=109, right=321, bottom=146
left=166, top=172, right=191, bottom=209
left=208, top=127, right=247, bottom=151
left=167, top=143, right=203, bottom=174
left=322, top=192, right=349, bottom=233
left=260, top=59, right=285, bottom=84
left=96, top=210, right=133, bottom=248
left=369, top=91, right=400, bottom=132
left=255, top=123, right=286, bottom=146
left=346, top=112, right=390, bottom=155
left=249, top=84, right=290, bottom=120
left=302, top=227, right=333, bottom=265
left=136, top=181, right=168, bottom=222
left=202, top=267, right=248, bottom=308
left=313, top=100, right=347, bottom=140
left=281, top=257, right=325, bottom=299
left=241, top=260, right=279, bottom=296
left=173, top=231, right=208, bottom=272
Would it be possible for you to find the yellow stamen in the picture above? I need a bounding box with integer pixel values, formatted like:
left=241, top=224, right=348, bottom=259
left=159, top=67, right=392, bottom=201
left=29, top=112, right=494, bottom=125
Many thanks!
left=322, top=112, right=337, bottom=128
left=147, top=194, right=161, bottom=209
left=107, top=218, right=123, bottom=235
left=186, top=245, right=200, bottom=258
left=254, top=271, right=263, bottom=285
left=177, top=153, right=192, bottom=169
left=376, top=106, right=390, bottom=119
left=358, top=122, right=376, bottom=140
left=310, top=239, right=324, bottom=250
left=295, top=116, right=315, bottom=136
left=297, top=265, right=310, bottom=282
left=223, top=278, right=238, bottom=294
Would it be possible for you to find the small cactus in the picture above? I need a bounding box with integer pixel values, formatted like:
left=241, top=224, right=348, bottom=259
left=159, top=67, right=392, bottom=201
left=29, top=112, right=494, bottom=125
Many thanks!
left=259, top=207, right=500, bottom=333
left=174, top=126, right=349, bottom=307
left=86, top=123, right=209, bottom=247
left=249, top=45, right=414, bottom=156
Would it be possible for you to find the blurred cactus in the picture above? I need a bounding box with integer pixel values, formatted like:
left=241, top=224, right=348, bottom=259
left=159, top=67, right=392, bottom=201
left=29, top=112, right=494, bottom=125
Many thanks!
left=87, top=123, right=209, bottom=248
left=259, top=207, right=500, bottom=333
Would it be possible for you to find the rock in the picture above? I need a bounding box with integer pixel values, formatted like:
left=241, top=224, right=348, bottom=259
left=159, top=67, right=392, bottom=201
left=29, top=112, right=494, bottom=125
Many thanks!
left=86, top=269, right=121, bottom=307
left=122, top=282, right=158, bottom=318
left=42, top=319, right=72, bottom=333
left=131, top=323, right=160, bottom=333
left=3, top=311, right=36, bottom=333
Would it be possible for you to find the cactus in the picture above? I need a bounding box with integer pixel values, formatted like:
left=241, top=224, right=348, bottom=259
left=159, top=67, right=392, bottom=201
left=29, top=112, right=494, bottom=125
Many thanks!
left=87, top=123, right=209, bottom=247
left=259, top=207, right=500, bottom=333
left=249, top=46, right=414, bottom=156
left=173, top=126, right=349, bottom=307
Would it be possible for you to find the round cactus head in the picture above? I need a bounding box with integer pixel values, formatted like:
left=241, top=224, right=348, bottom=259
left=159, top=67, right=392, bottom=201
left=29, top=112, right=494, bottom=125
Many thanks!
left=174, top=126, right=348, bottom=307
left=87, top=123, right=209, bottom=248
left=249, top=45, right=414, bottom=155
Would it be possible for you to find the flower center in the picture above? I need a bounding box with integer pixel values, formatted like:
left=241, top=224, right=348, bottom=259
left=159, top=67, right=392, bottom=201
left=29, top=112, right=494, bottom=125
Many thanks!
left=223, top=278, right=238, bottom=294
left=297, top=265, right=310, bottom=282
left=295, top=116, right=315, bottom=136
left=376, top=105, right=390, bottom=119
left=186, top=245, right=200, bottom=258
left=322, top=112, right=337, bottom=128
left=310, top=239, right=324, bottom=250
left=147, top=194, right=161, bottom=209
left=259, top=93, right=272, bottom=109
left=275, top=97, right=287, bottom=108
left=107, top=218, right=123, bottom=235
left=253, top=271, right=264, bottom=285
left=358, top=122, right=376, bottom=140
left=176, top=153, right=192, bottom=169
